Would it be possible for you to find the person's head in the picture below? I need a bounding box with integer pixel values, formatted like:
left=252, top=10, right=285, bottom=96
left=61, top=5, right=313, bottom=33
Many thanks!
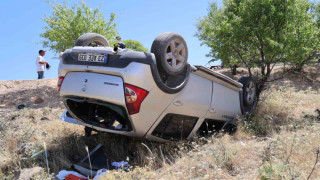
left=116, top=36, right=121, bottom=41
left=39, top=50, right=46, bottom=56
left=59, top=51, right=64, bottom=59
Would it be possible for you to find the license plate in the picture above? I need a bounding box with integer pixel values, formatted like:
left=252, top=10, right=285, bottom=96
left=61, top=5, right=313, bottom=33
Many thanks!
left=78, top=53, right=106, bottom=63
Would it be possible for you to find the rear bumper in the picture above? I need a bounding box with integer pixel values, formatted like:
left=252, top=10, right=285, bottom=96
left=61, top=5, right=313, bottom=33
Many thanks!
left=60, top=109, right=138, bottom=137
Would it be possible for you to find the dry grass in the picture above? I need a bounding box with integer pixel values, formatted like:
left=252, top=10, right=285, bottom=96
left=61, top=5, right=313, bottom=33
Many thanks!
left=101, top=86, right=320, bottom=180
left=0, top=107, right=85, bottom=178
left=0, top=66, right=319, bottom=179
left=240, top=86, right=320, bottom=136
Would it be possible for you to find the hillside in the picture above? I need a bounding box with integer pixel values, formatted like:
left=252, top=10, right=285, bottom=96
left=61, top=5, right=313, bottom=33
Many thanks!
left=0, top=66, right=319, bottom=179
left=0, top=79, right=62, bottom=114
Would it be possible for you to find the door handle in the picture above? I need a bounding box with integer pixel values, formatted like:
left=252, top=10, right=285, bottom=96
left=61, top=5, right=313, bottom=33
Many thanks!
left=173, top=100, right=182, bottom=106
left=209, top=108, right=215, bottom=113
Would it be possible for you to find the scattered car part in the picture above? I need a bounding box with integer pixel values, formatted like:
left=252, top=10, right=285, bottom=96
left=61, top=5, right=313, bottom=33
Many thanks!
left=72, top=144, right=128, bottom=177
left=17, top=104, right=26, bottom=109
left=73, top=144, right=107, bottom=177
left=60, top=110, right=81, bottom=125
left=56, top=170, right=87, bottom=180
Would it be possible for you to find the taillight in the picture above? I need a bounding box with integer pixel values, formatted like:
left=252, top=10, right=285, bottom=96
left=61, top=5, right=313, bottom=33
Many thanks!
left=57, top=76, right=65, bottom=92
left=124, top=84, right=149, bottom=115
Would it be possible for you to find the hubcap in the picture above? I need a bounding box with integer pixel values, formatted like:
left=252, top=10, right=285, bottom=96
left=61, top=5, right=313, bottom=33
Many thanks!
left=166, top=39, right=186, bottom=70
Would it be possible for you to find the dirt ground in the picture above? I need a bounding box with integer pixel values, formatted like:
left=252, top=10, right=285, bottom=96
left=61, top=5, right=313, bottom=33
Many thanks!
left=0, top=79, right=63, bottom=114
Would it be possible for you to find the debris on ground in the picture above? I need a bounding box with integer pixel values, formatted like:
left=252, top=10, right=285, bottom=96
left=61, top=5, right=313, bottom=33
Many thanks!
left=72, top=144, right=109, bottom=177
left=57, top=144, right=129, bottom=179
left=111, top=161, right=128, bottom=169
left=15, top=167, right=44, bottom=180
left=17, top=104, right=26, bottom=109
left=56, top=170, right=87, bottom=180
left=93, top=169, right=109, bottom=180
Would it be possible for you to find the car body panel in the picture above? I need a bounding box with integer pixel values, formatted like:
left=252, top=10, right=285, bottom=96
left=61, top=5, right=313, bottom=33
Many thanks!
left=129, top=87, right=177, bottom=137
left=204, top=82, right=242, bottom=121
left=144, top=73, right=213, bottom=140
left=145, top=72, right=241, bottom=140
left=164, top=73, right=212, bottom=118
left=59, top=62, right=157, bottom=92
left=193, top=70, right=242, bottom=92
left=60, top=72, right=126, bottom=106
left=61, top=111, right=138, bottom=137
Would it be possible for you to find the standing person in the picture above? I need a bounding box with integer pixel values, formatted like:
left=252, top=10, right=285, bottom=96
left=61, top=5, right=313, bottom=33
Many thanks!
left=36, top=50, right=49, bottom=79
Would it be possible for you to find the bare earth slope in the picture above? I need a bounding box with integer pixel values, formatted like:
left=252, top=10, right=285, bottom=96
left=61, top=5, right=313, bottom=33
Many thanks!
left=0, top=79, right=63, bottom=114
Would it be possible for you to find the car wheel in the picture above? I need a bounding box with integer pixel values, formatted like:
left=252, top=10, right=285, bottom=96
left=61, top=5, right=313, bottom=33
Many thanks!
left=75, top=33, right=110, bottom=47
left=151, top=32, right=188, bottom=75
left=238, top=77, right=257, bottom=113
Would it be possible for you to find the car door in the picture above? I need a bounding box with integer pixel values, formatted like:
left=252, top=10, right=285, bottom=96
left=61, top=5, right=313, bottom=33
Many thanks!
left=145, top=73, right=212, bottom=140
left=164, top=73, right=212, bottom=117
left=204, top=81, right=242, bottom=121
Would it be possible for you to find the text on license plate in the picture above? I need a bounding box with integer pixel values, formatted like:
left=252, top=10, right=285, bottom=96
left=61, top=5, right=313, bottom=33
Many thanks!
left=78, top=54, right=105, bottom=62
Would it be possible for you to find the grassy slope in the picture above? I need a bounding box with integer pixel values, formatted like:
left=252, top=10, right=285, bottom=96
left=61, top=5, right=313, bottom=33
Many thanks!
left=0, top=66, right=319, bottom=179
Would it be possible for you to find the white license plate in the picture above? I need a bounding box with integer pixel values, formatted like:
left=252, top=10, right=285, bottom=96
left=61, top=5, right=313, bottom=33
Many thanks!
left=78, top=53, right=105, bottom=63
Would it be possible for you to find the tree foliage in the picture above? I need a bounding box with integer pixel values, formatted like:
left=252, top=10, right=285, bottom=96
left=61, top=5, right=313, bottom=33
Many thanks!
left=123, top=40, right=149, bottom=52
left=41, top=1, right=118, bottom=53
left=285, top=1, right=320, bottom=70
left=196, top=0, right=319, bottom=96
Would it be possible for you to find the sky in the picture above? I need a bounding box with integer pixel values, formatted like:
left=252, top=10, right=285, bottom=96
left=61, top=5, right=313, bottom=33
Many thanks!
left=0, top=0, right=225, bottom=80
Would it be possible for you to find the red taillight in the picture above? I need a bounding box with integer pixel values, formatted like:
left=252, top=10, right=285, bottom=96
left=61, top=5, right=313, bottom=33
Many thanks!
left=124, top=84, right=149, bottom=115
left=57, top=76, right=65, bottom=92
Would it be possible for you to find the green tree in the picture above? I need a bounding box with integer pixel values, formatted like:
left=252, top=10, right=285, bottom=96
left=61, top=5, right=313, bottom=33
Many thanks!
left=196, top=0, right=319, bottom=96
left=123, top=40, right=149, bottom=52
left=40, top=1, right=118, bottom=53
left=286, top=1, right=320, bottom=71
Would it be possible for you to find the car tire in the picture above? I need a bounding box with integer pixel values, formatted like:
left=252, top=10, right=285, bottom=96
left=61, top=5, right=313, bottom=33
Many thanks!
left=151, top=32, right=188, bottom=75
left=238, top=77, right=257, bottom=113
left=75, top=33, right=110, bottom=47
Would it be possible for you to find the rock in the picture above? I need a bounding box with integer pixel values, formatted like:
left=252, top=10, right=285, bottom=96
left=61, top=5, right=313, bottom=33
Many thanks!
left=16, top=167, right=44, bottom=180
left=31, top=96, right=44, bottom=104
left=41, top=116, right=49, bottom=121
left=10, top=114, right=19, bottom=120
left=0, top=100, right=16, bottom=107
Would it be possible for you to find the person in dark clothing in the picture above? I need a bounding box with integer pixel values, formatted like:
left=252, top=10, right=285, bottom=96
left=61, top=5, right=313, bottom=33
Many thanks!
left=116, top=36, right=126, bottom=49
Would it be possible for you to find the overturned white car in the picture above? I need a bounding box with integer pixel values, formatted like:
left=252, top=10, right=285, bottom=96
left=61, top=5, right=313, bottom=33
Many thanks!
left=58, top=32, right=256, bottom=141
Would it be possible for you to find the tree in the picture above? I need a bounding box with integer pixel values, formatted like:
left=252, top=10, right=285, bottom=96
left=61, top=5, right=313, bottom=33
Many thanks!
left=196, top=0, right=319, bottom=97
left=286, top=1, right=320, bottom=71
left=40, top=1, right=118, bottom=53
left=196, top=3, right=243, bottom=75
left=123, top=40, right=149, bottom=52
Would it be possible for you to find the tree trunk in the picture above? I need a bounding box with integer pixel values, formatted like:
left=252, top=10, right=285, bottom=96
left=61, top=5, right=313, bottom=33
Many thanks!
left=256, top=63, right=272, bottom=101
left=295, top=63, right=304, bottom=72
left=231, top=65, right=237, bottom=75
